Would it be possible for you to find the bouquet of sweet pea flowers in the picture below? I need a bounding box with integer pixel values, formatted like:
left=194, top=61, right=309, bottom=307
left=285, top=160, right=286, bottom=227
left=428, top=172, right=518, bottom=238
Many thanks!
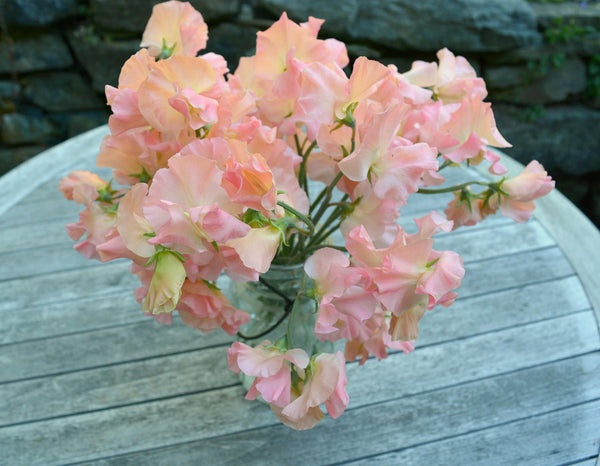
left=59, top=1, right=554, bottom=430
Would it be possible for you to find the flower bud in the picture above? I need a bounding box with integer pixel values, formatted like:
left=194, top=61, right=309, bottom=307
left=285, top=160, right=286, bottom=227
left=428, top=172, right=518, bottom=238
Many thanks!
left=142, top=251, right=186, bottom=314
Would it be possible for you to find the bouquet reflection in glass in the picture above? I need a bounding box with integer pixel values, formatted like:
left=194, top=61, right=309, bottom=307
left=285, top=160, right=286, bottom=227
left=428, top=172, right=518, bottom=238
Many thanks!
left=59, top=1, right=554, bottom=430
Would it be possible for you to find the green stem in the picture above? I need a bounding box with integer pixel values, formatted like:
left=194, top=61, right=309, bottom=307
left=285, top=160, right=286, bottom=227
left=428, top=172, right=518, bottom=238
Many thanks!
left=311, top=171, right=344, bottom=225
left=417, top=180, right=491, bottom=195
left=278, top=201, right=315, bottom=235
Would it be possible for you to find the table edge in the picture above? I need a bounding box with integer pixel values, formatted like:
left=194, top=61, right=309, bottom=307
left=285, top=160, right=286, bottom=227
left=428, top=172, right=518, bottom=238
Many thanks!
left=0, top=125, right=110, bottom=218
left=485, top=150, right=600, bottom=331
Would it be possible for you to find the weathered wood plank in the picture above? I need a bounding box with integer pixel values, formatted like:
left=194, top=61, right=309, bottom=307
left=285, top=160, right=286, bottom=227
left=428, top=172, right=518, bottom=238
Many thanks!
left=0, top=196, right=81, bottom=229
left=0, top=247, right=581, bottom=382
left=1, top=310, right=596, bottom=428
left=0, top=218, right=73, bottom=254
left=348, top=399, right=600, bottom=466
left=0, top=125, right=108, bottom=218
left=436, top=219, right=554, bottom=263
left=0, top=317, right=231, bottom=383
left=0, top=244, right=95, bottom=281
left=6, top=346, right=596, bottom=465
left=0, top=243, right=572, bottom=319
left=418, top=275, right=590, bottom=347
left=0, top=261, right=136, bottom=313
left=0, top=345, right=236, bottom=427
left=0, top=290, right=143, bottom=345
left=459, top=246, right=572, bottom=297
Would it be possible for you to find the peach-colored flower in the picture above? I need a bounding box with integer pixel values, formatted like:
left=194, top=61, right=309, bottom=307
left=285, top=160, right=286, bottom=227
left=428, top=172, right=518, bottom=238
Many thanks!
left=275, top=351, right=349, bottom=430
left=59, top=171, right=108, bottom=206
left=490, top=161, right=555, bottom=222
left=178, top=281, right=250, bottom=335
left=137, top=55, right=216, bottom=138
left=140, top=1, right=208, bottom=58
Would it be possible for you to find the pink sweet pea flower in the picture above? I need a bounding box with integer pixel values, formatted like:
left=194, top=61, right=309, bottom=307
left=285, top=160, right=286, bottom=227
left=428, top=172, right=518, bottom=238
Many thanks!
left=490, top=161, right=555, bottom=222
left=444, top=189, right=486, bottom=229
left=137, top=55, right=217, bottom=139
left=65, top=203, right=117, bottom=260
left=105, top=49, right=155, bottom=136
left=344, top=308, right=415, bottom=365
left=140, top=1, right=208, bottom=58
left=228, top=341, right=309, bottom=407
left=177, top=280, right=250, bottom=335
left=345, top=224, right=464, bottom=341
left=59, top=171, right=108, bottom=206
left=114, top=183, right=155, bottom=259
left=274, top=351, right=349, bottom=430
left=305, top=248, right=377, bottom=341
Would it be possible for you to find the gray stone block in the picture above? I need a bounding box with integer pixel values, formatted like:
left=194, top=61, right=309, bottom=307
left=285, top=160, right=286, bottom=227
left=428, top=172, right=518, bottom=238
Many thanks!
left=91, top=0, right=240, bottom=32
left=208, top=22, right=260, bottom=69
left=1, top=0, right=81, bottom=27
left=0, top=113, right=58, bottom=145
left=256, top=0, right=359, bottom=37
left=22, top=72, right=103, bottom=112
left=349, top=0, right=542, bottom=52
left=494, top=104, right=600, bottom=175
left=490, top=57, right=587, bottom=104
left=0, top=145, right=46, bottom=175
left=68, top=29, right=140, bottom=93
left=530, top=1, right=600, bottom=30
left=0, top=34, right=73, bottom=74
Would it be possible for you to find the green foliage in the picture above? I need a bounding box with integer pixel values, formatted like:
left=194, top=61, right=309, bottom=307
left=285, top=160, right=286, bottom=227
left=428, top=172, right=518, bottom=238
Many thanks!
left=545, top=18, right=595, bottom=44
left=586, top=54, right=600, bottom=97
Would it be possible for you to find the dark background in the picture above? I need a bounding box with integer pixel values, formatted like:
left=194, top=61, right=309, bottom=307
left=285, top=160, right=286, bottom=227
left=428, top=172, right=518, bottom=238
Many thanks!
left=1, top=0, right=599, bottom=226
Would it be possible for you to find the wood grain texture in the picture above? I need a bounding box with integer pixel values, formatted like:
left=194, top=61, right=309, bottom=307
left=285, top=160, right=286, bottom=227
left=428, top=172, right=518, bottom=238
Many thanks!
left=1, top=131, right=599, bottom=465
left=485, top=150, right=600, bottom=332
left=76, top=352, right=600, bottom=466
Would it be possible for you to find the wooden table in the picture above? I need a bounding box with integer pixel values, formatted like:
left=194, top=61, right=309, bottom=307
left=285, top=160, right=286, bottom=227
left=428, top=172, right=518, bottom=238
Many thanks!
left=1, top=125, right=599, bottom=465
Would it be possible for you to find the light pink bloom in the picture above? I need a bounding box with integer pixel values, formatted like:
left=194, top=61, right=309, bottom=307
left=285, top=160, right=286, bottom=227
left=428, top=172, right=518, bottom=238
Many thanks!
left=137, top=55, right=217, bottom=138
left=65, top=203, right=117, bottom=260
left=140, top=1, right=208, bottom=58
left=228, top=341, right=309, bottom=407
left=444, top=189, right=485, bottom=229
left=275, top=351, right=349, bottom=430
left=105, top=49, right=155, bottom=136
left=221, top=147, right=277, bottom=213
left=177, top=281, right=250, bottom=335
left=305, top=248, right=377, bottom=341
left=344, top=309, right=415, bottom=365
left=97, top=131, right=162, bottom=185
left=59, top=171, right=108, bottom=206
left=225, top=226, right=281, bottom=274
left=345, top=224, right=464, bottom=340
left=490, top=161, right=555, bottom=222
left=115, top=183, right=155, bottom=259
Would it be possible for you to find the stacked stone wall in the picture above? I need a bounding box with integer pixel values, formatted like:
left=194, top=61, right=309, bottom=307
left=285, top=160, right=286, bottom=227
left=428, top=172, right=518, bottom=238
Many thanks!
left=1, top=0, right=599, bottom=225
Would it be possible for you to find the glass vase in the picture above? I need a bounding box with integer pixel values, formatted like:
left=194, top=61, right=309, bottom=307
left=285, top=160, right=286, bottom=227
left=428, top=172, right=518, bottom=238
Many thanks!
left=227, top=262, right=332, bottom=393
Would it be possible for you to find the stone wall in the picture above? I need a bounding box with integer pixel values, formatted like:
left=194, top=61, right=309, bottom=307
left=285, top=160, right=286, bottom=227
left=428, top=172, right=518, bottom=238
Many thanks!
left=1, top=0, right=599, bottom=225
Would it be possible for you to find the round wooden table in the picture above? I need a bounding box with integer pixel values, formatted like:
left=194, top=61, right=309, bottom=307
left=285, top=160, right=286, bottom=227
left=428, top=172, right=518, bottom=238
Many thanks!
left=0, top=126, right=599, bottom=465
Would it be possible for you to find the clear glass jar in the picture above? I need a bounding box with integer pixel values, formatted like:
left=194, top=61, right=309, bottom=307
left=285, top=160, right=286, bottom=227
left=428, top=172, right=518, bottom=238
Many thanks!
left=227, top=263, right=332, bottom=393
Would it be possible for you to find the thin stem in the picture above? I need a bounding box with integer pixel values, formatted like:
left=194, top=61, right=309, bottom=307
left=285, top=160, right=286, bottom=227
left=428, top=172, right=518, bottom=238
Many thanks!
left=304, top=243, right=347, bottom=256
left=307, top=220, right=342, bottom=250
left=258, top=276, right=293, bottom=306
left=438, top=159, right=454, bottom=171
left=236, top=299, right=294, bottom=340
left=277, top=201, right=315, bottom=235
left=417, top=180, right=490, bottom=195
left=311, top=171, right=344, bottom=225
